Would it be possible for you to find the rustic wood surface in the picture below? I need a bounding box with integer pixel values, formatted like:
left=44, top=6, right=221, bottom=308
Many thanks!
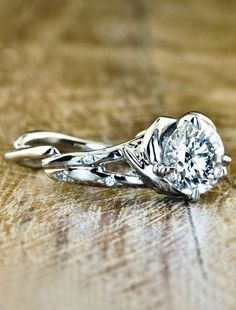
left=0, top=1, right=235, bottom=309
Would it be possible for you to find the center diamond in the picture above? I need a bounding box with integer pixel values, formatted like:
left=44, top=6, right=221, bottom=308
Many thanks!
left=161, top=113, right=225, bottom=197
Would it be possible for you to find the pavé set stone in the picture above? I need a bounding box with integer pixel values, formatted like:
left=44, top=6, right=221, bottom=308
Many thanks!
left=4, top=112, right=231, bottom=202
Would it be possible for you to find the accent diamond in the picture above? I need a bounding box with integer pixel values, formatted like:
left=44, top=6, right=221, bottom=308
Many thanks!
left=82, top=154, right=94, bottom=165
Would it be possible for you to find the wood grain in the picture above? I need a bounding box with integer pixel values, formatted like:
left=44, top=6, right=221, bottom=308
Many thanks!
left=0, top=1, right=235, bottom=309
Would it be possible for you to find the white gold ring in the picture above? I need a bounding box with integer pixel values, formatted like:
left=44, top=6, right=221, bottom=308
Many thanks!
left=5, top=112, right=231, bottom=201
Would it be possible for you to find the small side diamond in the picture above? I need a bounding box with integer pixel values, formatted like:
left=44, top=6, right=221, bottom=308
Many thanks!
left=127, top=169, right=138, bottom=176
left=82, top=154, right=94, bottom=165
left=105, top=176, right=116, bottom=187
left=55, top=171, right=69, bottom=182
left=97, top=175, right=116, bottom=187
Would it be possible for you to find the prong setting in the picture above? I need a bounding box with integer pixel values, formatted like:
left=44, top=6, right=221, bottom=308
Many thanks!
left=222, top=167, right=227, bottom=177
left=222, top=155, right=231, bottom=166
left=153, top=164, right=175, bottom=177
left=189, top=189, right=200, bottom=202
left=161, top=113, right=229, bottom=200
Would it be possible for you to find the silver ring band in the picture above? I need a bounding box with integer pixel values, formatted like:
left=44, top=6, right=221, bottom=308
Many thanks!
left=5, top=112, right=231, bottom=201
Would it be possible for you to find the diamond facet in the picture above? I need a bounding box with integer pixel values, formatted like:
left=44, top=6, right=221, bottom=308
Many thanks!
left=161, top=113, right=225, bottom=197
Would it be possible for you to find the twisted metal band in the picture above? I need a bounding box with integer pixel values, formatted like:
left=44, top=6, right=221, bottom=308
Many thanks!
left=4, top=116, right=176, bottom=189
left=4, top=113, right=231, bottom=201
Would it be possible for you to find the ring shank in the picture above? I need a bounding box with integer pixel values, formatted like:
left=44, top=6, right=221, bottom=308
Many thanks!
left=5, top=131, right=110, bottom=168
left=5, top=131, right=145, bottom=187
left=14, top=131, right=110, bottom=152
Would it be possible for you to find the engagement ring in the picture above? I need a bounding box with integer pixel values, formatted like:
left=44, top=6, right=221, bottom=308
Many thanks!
left=5, top=112, right=231, bottom=201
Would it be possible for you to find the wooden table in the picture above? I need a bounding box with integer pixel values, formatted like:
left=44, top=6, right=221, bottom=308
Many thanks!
left=0, top=1, right=235, bottom=309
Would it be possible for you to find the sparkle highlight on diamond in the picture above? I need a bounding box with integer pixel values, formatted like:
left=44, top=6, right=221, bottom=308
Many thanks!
left=162, top=113, right=225, bottom=198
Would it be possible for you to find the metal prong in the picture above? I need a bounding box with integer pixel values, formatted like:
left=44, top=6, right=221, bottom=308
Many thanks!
left=222, top=167, right=227, bottom=177
left=189, top=189, right=200, bottom=202
left=222, top=155, right=231, bottom=166
left=153, top=164, right=175, bottom=177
